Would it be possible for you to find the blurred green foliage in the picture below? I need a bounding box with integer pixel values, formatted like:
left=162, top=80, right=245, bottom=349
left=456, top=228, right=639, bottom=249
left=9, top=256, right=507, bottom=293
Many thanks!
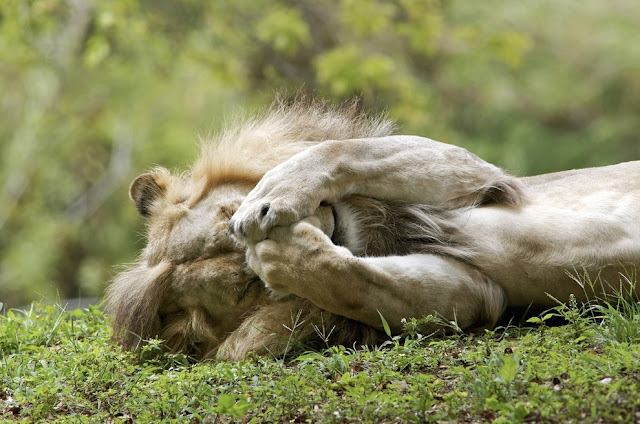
left=1, top=0, right=639, bottom=307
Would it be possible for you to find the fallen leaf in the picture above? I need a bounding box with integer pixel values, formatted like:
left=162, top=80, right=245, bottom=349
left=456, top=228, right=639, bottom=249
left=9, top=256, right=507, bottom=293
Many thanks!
left=391, top=380, right=409, bottom=392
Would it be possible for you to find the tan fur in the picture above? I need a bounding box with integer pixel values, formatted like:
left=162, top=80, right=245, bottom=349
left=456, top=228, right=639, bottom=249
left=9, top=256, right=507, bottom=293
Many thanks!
left=231, top=106, right=640, bottom=339
left=107, top=100, right=522, bottom=360
left=190, top=98, right=394, bottom=204
left=108, top=99, right=638, bottom=362
left=246, top=216, right=507, bottom=335
left=229, top=134, right=524, bottom=242
left=107, top=100, right=396, bottom=360
left=217, top=296, right=382, bottom=360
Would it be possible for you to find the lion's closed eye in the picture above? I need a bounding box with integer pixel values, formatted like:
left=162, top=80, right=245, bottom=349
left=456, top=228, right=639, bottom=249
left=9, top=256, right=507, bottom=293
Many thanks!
left=218, top=204, right=239, bottom=220
left=235, top=278, right=262, bottom=303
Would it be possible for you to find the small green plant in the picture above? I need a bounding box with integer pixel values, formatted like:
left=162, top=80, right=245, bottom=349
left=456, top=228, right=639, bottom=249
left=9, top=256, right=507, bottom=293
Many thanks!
left=213, top=393, right=253, bottom=418
left=591, top=296, right=640, bottom=344
left=564, top=269, right=640, bottom=344
left=401, top=313, right=463, bottom=340
left=495, top=353, right=519, bottom=399
left=377, top=309, right=392, bottom=338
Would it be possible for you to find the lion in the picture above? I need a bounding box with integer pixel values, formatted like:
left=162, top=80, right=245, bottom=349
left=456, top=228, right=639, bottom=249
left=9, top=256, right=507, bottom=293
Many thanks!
left=232, top=138, right=640, bottom=336
left=107, top=99, right=639, bottom=361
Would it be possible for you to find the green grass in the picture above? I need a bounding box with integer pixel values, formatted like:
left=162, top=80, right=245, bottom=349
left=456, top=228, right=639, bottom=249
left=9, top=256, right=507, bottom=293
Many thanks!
left=1, top=301, right=639, bottom=423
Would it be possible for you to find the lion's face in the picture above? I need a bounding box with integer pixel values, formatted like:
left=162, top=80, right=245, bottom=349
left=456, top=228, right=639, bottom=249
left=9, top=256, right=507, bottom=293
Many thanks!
left=107, top=99, right=398, bottom=360
left=107, top=172, right=270, bottom=359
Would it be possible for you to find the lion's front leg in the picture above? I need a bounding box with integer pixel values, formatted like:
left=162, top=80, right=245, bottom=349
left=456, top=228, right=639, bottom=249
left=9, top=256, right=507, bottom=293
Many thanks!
left=229, top=135, right=524, bottom=243
left=247, top=218, right=507, bottom=333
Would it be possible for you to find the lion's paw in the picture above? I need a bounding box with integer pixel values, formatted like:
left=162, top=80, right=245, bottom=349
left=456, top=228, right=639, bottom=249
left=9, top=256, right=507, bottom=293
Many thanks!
left=229, top=199, right=302, bottom=243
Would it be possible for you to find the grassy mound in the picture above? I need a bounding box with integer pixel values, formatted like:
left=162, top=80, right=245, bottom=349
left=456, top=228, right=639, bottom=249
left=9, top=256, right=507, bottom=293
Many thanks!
left=1, top=301, right=639, bottom=423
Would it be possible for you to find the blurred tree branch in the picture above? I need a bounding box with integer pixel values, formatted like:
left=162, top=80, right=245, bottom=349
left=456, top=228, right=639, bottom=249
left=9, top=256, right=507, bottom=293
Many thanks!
left=0, top=0, right=92, bottom=232
left=55, top=0, right=93, bottom=71
left=66, top=121, right=133, bottom=221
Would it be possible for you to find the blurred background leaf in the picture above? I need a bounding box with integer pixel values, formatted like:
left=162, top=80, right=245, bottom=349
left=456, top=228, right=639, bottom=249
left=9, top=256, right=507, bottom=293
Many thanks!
left=1, top=0, right=639, bottom=307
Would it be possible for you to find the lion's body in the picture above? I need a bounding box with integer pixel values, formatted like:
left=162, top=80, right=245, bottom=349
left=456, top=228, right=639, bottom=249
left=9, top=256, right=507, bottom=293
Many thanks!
left=325, top=163, right=640, bottom=316
left=455, top=162, right=640, bottom=306
left=107, top=100, right=639, bottom=361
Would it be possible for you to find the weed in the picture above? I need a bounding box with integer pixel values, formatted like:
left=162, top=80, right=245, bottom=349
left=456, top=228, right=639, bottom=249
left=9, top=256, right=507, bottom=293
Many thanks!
left=312, top=312, right=336, bottom=350
left=277, top=309, right=305, bottom=360
left=591, top=297, right=640, bottom=344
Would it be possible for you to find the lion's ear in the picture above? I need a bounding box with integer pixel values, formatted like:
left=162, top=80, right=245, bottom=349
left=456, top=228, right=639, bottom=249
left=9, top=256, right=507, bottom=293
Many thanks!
left=129, top=172, right=166, bottom=217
